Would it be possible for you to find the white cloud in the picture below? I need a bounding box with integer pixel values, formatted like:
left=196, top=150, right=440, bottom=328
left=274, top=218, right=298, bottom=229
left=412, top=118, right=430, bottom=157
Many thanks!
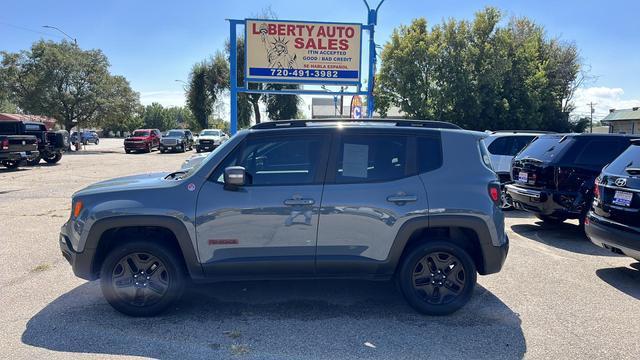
left=571, top=87, right=640, bottom=120
left=139, top=91, right=186, bottom=107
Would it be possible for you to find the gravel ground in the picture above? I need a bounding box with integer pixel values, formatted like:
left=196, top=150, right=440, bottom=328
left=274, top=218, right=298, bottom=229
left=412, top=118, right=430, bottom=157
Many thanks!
left=0, top=138, right=638, bottom=359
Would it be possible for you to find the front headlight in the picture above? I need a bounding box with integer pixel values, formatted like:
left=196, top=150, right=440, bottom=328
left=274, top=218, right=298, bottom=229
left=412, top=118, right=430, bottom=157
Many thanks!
left=195, top=138, right=200, bottom=144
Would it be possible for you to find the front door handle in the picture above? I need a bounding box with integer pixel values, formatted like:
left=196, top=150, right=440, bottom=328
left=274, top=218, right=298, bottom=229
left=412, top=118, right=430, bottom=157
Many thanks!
left=284, top=198, right=315, bottom=206
left=386, top=194, right=417, bottom=203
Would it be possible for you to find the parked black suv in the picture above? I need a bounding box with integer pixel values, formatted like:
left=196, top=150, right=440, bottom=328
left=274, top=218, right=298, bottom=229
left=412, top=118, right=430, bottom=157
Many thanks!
left=586, top=139, right=640, bottom=260
left=506, top=134, right=638, bottom=226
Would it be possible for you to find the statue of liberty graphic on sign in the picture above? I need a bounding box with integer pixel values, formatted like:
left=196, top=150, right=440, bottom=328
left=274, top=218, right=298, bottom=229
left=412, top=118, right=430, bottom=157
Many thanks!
left=259, top=23, right=298, bottom=69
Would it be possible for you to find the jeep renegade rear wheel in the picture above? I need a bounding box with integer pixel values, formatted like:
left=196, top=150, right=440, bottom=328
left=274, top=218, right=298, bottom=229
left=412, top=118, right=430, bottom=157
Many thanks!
left=100, top=241, right=185, bottom=317
left=398, top=241, right=476, bottom=315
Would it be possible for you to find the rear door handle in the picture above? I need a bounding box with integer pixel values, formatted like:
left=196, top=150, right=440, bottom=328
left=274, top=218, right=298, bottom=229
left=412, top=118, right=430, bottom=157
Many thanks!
left=284, top=198, right=315, bottom=206
left=386, top=194, right=417, bottom=203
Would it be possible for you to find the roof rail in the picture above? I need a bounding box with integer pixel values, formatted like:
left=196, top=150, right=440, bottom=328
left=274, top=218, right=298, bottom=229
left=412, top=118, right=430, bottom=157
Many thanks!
left=490, top=130, right=555, bottom=134
left=250, top=118, right=462, bottom=130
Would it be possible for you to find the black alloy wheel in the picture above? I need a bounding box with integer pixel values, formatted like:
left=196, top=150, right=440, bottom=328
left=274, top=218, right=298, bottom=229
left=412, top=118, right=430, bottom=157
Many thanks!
left=399, top=241, right=476, bottom=315
left=109, top=252, right=170, bottom=307
left=100, top=241, right=185, bottom=316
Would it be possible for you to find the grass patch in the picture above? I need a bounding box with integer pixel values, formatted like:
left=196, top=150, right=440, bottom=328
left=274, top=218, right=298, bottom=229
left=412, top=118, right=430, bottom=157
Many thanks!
left=31, top=263, right=51, bottom=272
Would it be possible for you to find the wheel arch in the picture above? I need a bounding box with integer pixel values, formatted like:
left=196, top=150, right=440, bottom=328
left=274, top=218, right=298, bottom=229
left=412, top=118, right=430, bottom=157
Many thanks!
left=85, top=216, right=204, bottom=280
left=387, top=215, right=500, bottom=275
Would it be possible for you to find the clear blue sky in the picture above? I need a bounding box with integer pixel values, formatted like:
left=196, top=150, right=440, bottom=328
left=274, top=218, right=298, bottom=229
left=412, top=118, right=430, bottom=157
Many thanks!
left=2, top=0, right=639, bottom=120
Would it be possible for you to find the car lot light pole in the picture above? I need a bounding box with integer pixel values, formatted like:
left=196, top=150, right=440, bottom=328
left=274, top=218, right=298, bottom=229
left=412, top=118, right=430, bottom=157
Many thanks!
left=42, top=25, right=77, bottom=45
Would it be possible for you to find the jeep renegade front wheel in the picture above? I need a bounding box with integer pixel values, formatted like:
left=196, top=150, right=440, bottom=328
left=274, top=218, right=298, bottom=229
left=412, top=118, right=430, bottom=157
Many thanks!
left=398, top=241, right=476, bottom=315
left=100, top=241, right=185, bottom=317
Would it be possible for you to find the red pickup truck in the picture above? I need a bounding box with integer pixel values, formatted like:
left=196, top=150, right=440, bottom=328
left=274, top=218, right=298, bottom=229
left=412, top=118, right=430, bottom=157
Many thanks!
left=123, top=129, right=161, bottom=153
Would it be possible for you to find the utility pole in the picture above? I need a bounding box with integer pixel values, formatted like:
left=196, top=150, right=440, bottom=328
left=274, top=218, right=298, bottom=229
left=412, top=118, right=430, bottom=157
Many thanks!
left=587, top=102, right=597, bottom=133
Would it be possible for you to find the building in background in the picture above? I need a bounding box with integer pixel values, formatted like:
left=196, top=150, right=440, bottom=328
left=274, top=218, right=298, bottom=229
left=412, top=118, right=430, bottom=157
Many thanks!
left=0, top=113, right=57, bottom=130
left=311, top=97, right=404, bottom=119
left=601, top=107, right=640, bottom=134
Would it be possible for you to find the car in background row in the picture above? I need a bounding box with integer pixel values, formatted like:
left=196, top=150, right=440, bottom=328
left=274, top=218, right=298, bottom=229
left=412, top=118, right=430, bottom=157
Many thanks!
left=71, top=130, right=99, bottom=145
left=506, top=134, right=639, bottom=228
left=0, top=120, right=67, bottom=166
left=124, top=129, right=161, bottom=153
left=483, top=131, right=546, bottom=209
left=195, top=129, right=229, bottom=153
left=159, top=129, right=194, bottom=153
left=586, top=139, right=640, bottom=260
left=0, top=132, right=39, bottom=169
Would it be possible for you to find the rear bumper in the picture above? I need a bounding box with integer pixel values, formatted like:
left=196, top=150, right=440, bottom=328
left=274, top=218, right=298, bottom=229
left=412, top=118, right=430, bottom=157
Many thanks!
left=505, top=184, right=582, bottom=218
left=585, top=213, right=640, bottom=260
left=0, top=150, right=40, bottom=162
left=480, top=235, right=509, bottom=275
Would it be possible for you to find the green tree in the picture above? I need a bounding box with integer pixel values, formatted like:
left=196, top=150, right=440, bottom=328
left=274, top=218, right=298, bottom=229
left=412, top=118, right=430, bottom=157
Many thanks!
left=187, top=62, right=212, bottom=130
left=374, top=7, right=581, bottom=132
left=142, top=103, right=176, bottom=131
left=99, top=75, right=142, bottom=134
left=264, top=84, right=301, bottom=120
left=0, top=40, right=139, bottom=130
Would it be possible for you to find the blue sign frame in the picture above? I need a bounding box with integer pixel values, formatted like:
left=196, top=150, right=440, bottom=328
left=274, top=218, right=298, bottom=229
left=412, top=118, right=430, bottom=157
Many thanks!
left=228, top=1, right=383, bottom=135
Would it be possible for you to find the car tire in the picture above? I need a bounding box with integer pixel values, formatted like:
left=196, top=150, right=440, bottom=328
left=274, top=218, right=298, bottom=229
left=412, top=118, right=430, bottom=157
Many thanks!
left=146, top=144, right=151, bottom=153
left=95, top=139, right=100, bottom=145
left=100, top=240, right=186, bottom=317
left=196, top=147, right=201, bottom=153
left=43, top=152, right=62, bottom=164
left=2, top=160, right=21, bottom=169
left=125, top=149, right=131, bottom=154
left=535, top=214, right=567, bottom=224
left=398, top=241, right=477, bottom=315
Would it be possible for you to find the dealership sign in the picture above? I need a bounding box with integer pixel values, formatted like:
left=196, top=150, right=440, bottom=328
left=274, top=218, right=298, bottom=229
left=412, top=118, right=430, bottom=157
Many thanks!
left=245, top=19, right=362, bottom=84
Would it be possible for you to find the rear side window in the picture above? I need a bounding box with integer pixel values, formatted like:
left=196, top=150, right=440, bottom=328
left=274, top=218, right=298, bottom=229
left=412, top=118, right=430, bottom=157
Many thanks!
left=417, top=136, right=442, bottom=173
left=488, top=136, right=536, bottom=156
left=334, top=134, right=408, bottom=183
left=574, top=140, right=625, bottom=167
left=605, top=142, right=640, bottom=174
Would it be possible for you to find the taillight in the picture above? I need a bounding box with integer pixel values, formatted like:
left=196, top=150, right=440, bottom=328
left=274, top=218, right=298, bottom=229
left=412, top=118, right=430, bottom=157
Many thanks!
left=1, top=138, right=8, bottom=150
left=593, top=178, right=600, bottom=199
left=488, top=183, right=501, bottom=204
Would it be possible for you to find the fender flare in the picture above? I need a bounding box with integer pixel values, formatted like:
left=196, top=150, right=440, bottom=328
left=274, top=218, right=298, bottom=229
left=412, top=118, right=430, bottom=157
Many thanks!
left=85, top=215, right=204, bottom=280
left=385, top=214, right=502, bottom=275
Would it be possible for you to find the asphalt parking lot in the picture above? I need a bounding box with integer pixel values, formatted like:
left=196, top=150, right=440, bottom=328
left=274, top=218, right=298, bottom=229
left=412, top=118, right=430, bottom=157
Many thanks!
left=0, top=138, right=638, bottom=359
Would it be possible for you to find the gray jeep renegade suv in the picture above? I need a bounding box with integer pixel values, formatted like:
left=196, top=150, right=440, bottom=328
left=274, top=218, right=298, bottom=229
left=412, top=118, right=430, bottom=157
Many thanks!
left=60, top=119, right=508, bottom=316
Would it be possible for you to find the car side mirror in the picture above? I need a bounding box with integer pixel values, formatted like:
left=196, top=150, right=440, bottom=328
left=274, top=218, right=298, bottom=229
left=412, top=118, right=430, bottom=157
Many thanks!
left=224, top=166, right=246, bottom=189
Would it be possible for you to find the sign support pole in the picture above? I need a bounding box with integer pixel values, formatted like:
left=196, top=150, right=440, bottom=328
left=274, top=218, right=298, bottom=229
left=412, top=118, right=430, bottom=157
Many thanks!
left=364, top=0, right=384, bottom=118
left=228, top=19, right=239, bottom=135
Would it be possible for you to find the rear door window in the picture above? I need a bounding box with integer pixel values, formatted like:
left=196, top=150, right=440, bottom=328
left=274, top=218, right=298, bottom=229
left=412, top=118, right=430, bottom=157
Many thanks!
left=334, top=134, right=409, bottom=183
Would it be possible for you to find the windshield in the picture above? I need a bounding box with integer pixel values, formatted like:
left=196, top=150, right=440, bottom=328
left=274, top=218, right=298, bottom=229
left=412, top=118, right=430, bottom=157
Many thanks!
left=132, top=130, right=149, bottom=137
left=605, top=142, right=640, bottom=174
left=200, top=130, right=221, bottom=136
left=514, top=135, right=573, bottom=162
left=167, top=131, right=184, bottom=137
left=180, top=137, right=234, bottom=179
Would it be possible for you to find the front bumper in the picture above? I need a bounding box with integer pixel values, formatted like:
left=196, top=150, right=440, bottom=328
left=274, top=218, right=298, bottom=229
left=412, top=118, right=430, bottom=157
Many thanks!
left=59, top=226, right=96, bottom=280
left=0, top=150, right=39, bottom=162
left=159, top=143, right=183, bottom=152
left=585, top=213, right=640, bottom=260
left=124, top=142, right=149, bottom=150
left=505, top=184, right=582, bottom=218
